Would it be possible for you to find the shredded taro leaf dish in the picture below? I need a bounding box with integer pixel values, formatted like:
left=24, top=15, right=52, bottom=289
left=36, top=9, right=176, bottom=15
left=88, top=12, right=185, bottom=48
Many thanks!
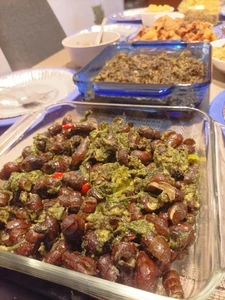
left=93, top=51, right=205, bottom=84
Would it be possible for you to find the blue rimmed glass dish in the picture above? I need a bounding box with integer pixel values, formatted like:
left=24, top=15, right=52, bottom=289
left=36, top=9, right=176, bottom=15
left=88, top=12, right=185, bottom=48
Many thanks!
left=73, top=41, right=212, bottom=107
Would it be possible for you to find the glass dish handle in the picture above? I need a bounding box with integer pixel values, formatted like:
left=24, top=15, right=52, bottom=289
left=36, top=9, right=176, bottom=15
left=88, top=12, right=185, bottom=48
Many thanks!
left=0, top=109, right=43, bottom=156
left=130, top=40, right=187, bottom=48
left=94, top=83, right=174, bottom=97
left=212, top=120, right=225, bottom=271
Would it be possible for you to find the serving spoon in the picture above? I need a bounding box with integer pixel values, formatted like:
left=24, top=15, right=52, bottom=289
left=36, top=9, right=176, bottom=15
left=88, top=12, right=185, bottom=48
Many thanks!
left=94, top=17, right=107, bottom=45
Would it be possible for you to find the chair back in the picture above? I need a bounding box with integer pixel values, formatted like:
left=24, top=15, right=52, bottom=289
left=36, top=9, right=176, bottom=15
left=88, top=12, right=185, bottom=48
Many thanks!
left=0, top=0, right=66, bottom=71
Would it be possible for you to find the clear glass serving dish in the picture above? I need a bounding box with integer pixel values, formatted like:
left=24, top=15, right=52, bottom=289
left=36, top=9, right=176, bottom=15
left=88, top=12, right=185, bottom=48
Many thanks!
left=0, top=102, right=223, bottom=300
left=73, top=42, right=211, bottom=107
left=178, top=1, right=220, bottom=25
left=213, top=120, right=225, bottom=271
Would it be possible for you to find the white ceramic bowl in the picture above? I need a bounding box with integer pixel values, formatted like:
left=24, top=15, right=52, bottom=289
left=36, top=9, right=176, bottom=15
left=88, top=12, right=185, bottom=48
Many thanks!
left=211, top=39, right=225, bottom=73
left=154, top=12, right=184, bottom=22
left=62, top=31, right=120, bottom=69
left=141, top=7, right=174, bottom=27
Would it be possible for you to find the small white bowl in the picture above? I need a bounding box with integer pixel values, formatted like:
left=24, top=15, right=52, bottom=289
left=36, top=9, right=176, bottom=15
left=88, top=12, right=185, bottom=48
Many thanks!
left=141, top=7, right=174, bottom=27
left=154, top=12, right=184, bottom=22
left=62, top=31, right=120, bottom=69
left=211, top=39, right=225, bottom=73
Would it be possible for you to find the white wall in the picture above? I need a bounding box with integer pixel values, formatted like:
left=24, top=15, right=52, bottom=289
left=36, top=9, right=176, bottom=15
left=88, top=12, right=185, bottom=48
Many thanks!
left=0, top=0, right=124, bottom=74
left=48, top=0, right=124, bottom=36
left=0, top=48, right=12, bottom=74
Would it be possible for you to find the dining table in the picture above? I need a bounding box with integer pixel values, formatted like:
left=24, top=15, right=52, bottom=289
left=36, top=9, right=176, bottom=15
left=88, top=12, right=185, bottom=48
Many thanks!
left=1, top=21, right=225, bottom=300
left=31, top=50, right=225, bottom=300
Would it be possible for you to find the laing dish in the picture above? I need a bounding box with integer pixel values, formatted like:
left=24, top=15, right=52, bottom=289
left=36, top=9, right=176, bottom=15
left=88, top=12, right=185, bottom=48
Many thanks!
left=0, top=102, right=221, bottom=300
left=93, top=51, right=205, bottom=84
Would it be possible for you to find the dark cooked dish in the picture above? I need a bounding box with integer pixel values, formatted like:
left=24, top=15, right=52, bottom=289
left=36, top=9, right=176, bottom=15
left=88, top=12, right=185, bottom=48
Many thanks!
left=93, top=51, right=205, bottom=84
left=0, top=112, right=200, bottom=298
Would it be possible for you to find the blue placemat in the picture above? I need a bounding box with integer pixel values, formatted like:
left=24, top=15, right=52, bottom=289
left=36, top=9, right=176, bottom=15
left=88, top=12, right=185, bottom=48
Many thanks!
left=208, top=90, right=225, bottom=125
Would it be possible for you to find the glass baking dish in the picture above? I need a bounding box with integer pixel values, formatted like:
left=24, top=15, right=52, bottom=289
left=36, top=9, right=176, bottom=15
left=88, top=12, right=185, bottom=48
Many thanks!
left=178, top=2, right=220, bottom=25
left=0, top=102, right=223, bottom=300
left=213, top=120, right=225, bottom=271
left=73, top=42, right=211, bottom=107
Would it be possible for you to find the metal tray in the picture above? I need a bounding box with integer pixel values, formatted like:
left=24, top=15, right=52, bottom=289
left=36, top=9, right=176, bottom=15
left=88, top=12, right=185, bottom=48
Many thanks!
left=0, top=102, right=223, bottom=300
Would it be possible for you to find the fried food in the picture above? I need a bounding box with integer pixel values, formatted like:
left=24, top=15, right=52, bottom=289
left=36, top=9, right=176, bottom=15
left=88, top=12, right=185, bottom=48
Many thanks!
left=213, top=44, right=225, bottom=61
left=145, top=4, right=173, bottom=13
left=133, top=15, right=216, bottom=42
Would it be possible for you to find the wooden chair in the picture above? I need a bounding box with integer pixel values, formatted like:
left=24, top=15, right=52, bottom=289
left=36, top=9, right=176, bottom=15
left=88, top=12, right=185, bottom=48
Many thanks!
left=0, top=0, right=125, bottom=74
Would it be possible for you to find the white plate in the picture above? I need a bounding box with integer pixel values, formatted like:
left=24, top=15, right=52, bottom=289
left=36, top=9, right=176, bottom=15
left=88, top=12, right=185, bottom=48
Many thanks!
left=0, top=68, right=78, bottom=126
left=108, top=8, right=145, bottom=22
left=75, top=24, right=141, bottom=40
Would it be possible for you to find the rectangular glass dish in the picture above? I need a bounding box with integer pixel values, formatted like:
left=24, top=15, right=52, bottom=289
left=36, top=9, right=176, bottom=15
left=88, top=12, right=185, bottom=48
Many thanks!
left=0, top=102, right=223, bottom=300
left=178, top=2, right=220, bottom=25
left=73, top=42, right=212, bottom=107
